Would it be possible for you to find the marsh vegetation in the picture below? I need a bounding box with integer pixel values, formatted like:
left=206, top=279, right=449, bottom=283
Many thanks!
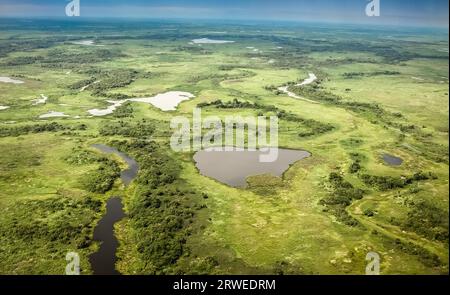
left=0, top=19, right=448, bottom=275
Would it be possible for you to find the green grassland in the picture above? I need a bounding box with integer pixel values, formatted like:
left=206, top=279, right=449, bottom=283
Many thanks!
left=0, top=19, right=448, bottom=274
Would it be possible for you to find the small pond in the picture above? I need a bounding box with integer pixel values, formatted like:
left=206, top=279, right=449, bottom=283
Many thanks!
left=382, top=153, right=403, bottom=166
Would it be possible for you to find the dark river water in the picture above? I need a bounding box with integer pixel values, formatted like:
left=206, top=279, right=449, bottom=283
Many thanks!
left=89, top=144, right=139, bottom=275
left=382, top=154, right=403, bottom=166
left=91, top=144, right=139, bottom=186
left=193, top=148, right=311, bottom=187
left=88, top=197, right=125, bottom=275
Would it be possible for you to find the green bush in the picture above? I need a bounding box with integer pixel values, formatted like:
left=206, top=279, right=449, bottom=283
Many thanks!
left=360, top=171, right=435, bottom=191
left=403, top=201, right=449, bottom=243
left=320, top=172, right=364, bottom=226
left=363, top=209, right=375, bottom=217
left=113, top=102, right=134, bottom=118
left=64, top=147, right=99, bottom=165
left=99, top=120, right=155, bottom=138
left=0, top=196, right=101, bottom=254
left=349, top=162, right=362, bottom=174
left=81, top=160, right=120, bottom=193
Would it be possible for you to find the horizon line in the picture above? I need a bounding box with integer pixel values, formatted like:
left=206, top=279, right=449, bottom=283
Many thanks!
left=0, top=15, right=448, bottom=30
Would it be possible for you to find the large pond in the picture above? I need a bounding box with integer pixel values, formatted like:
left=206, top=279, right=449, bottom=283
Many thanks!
left=193, top=148, right=311, bottom=187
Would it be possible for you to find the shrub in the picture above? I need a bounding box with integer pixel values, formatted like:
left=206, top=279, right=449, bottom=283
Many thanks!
left=320, top=172, right=364, bottom=226
left=81, top=160, right=120, bottom=193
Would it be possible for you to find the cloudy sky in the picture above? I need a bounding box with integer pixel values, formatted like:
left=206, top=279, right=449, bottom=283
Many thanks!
left=0, top=0, right=448, bottom=27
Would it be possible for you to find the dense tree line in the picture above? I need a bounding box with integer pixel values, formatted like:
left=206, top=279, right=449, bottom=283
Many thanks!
left=2, top=47, right=125, bottom=68
left=0, top=38, right=60, bottom=58
left=89, top=69, right=138, bottom=95
left=186, top=70, right=255, bottom=84
left=198, top=99, right=335, bottom=137
left=3, top=55, right=44, bottom=66
left=0, top=122, right=86, bottom=137
left=360, top=171, right=437, bottom=191
left=43, top=48, right=124, bottom=67
left=68, top=69, right=138, bottom=95
left=343, top=71, right=400, bottom=79
left=99, top=120, right=155, bottom=138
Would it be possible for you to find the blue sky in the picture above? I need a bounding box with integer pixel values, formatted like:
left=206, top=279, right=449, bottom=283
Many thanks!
left=0, top=0, right=448, bottom=27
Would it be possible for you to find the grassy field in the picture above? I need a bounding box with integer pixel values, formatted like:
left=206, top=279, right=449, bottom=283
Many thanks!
left=0, top=19, right=448, bottom=275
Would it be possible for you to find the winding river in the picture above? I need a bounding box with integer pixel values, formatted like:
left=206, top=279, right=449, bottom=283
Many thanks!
left=277, top=73, right=320, bottom=104
left=88, top=144, right=139, bottom=275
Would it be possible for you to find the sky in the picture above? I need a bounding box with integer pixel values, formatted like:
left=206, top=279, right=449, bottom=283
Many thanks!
left=0, top=0, right=448, bottom=27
